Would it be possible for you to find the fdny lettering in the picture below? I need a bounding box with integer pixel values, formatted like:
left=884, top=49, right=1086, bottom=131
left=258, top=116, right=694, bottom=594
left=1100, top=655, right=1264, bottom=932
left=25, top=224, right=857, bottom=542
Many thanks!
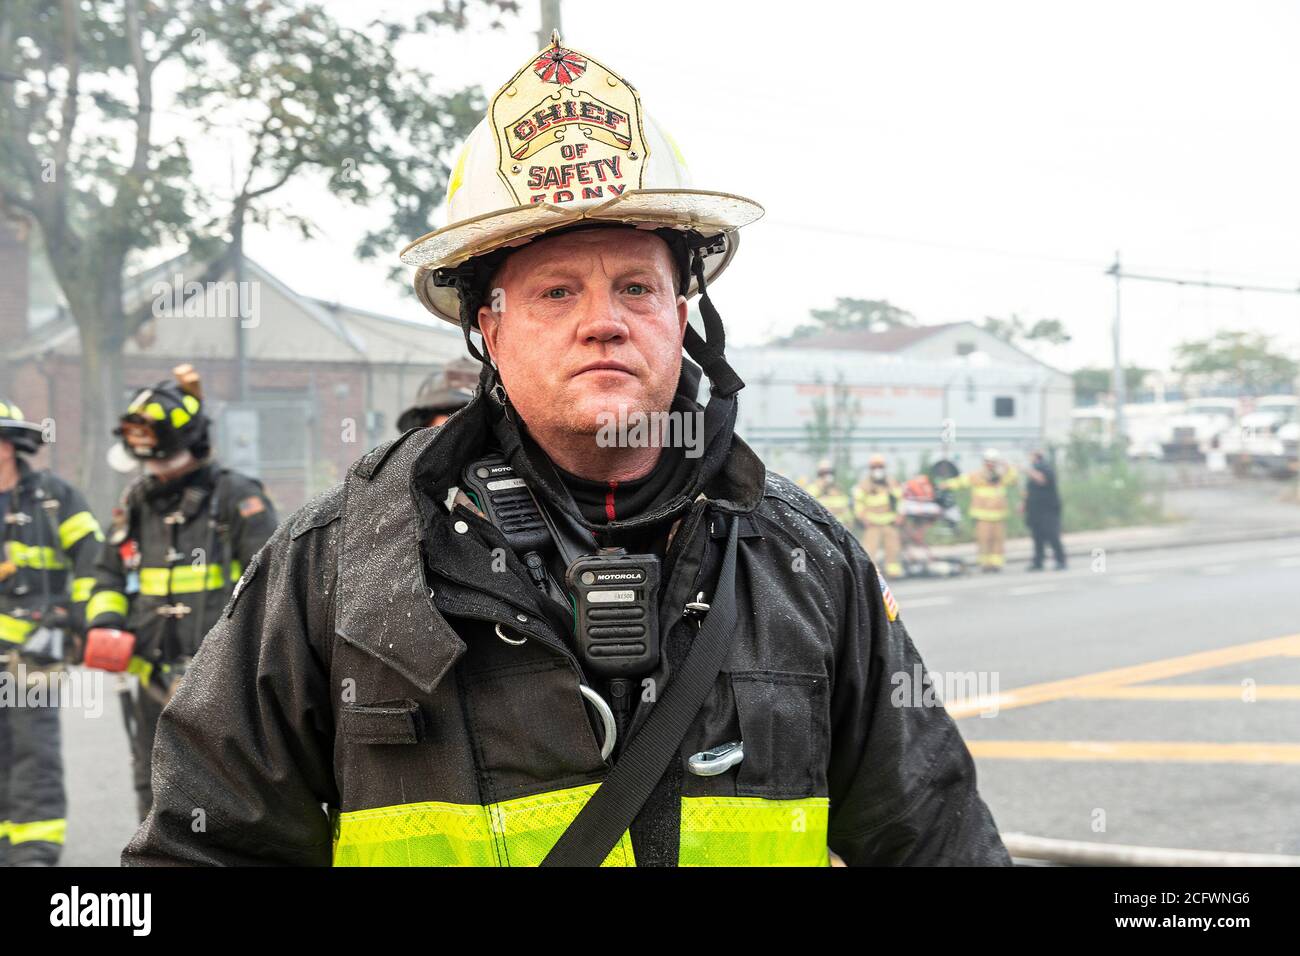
left=529, top=184, right=626, bottom=204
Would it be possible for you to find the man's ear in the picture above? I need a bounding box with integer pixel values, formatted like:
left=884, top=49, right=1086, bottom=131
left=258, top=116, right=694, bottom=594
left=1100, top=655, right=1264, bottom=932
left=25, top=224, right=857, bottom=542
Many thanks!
left=477, top=305, right=499, bottom=363
left=676, top=294, right=688, bottom=340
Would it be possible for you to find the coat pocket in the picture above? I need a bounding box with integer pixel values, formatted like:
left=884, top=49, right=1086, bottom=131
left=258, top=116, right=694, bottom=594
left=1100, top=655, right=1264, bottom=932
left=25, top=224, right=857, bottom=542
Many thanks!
left=339, top=699, right=423, bottom=745
left=729, top=671, right=828, bottom=799
left=462, top=659, right=608, bottom=802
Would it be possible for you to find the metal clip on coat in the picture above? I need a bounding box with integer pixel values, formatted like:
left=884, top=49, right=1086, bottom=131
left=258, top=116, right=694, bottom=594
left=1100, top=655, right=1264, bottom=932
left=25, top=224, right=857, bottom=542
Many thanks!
left=688, top=740, right=745, bottom=776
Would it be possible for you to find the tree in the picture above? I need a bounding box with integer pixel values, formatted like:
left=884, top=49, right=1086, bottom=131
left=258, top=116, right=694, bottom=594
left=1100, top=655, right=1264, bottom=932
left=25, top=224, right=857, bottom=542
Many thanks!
left=776, top=297, right=915, bottom=344
left=980, top=313, right=1072, bottom=349
left=1173, top=331, right=1298, bottom=396
left=0, top=0, right=517, bottom=505
left=803, top=371, right=860, bottom=485
left=1072, top=365, right=1148, bottom=405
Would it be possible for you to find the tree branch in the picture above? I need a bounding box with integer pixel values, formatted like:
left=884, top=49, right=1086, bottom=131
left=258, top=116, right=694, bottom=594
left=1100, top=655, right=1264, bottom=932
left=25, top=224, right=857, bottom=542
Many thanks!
left=52, top=0, right=80, bottom=241
left=122, top=0, right=153, bottom=178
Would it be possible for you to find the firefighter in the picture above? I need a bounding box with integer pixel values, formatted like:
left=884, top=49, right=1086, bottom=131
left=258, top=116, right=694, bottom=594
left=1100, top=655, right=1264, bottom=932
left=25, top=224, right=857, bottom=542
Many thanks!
left=0, top=399, right=102, bottom=866
left=854, top=453, right=904, bottom=578
left=395, top=369, right=474, bottom=433
left=83, top=366, right=278, bottom=821
left=805, top=458, right=856, bottom=531
left=943, top=448, right=1019, bottom=572
left=124, top=36, right=1007, bottom=867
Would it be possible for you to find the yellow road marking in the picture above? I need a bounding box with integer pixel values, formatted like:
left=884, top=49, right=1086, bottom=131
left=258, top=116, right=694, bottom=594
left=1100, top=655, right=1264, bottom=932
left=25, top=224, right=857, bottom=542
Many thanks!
left=968, top=740, right=1300, bottom=764
left=945, top=633, right=1300, bottom=719
left=1071, top=684, right=1300, bottom=701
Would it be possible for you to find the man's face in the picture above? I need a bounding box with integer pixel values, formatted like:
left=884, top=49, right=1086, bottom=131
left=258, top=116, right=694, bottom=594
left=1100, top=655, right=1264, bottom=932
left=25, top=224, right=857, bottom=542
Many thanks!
left=478, top=228, right=687, bottom=439
left=0, top=438, right=14, bottom=469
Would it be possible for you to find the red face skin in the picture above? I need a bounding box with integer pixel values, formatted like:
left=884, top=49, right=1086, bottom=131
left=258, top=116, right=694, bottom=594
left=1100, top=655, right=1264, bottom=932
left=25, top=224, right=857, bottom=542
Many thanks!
left=0, top=439, right=18, bottom=492
left=478, top=228, right=688, bottom=482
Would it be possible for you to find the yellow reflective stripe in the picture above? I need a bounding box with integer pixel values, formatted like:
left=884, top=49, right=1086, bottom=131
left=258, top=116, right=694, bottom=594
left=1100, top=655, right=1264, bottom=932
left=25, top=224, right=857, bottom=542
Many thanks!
left=58, top=510, right=103, bottom=549
left=230, top=560, right=242, bottom=581
left=86, top=590, right=128, bottom=621
left=7, top=818, right=66, bottom=845
left=678, top=796, right=830, bottom=867
left=0, top=614, right=37, bottom=645
left=127, top=656, right=154, bottom=687
left=138, top=564, right=225, bottom=595
left=333, top=783, right=636, bottom=867
left=71, top=577, right=96, bottom=602
left=4, top=541, right=65, bottom=570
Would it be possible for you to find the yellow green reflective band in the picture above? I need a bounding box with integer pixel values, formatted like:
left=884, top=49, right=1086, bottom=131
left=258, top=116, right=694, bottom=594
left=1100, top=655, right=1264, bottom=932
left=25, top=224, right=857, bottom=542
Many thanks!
left=4, top=541, right=65, bottom=570
left=678, top=796, right=831, bottom=866
left=230, top=560, right=242, bottom=580
left=333, top=783, right=636, bottom=867
left=86, top=590, right=128, bottom=622
left=127, top=656, right=154, bottom=687
left=0, top=614, right=37, bottom=645
left=6, top=818, right=67, bottom=845
left=139, top=563, right=225, bottom=596
left=71, top=577, right=96, bottom=603
left=58, top=510, right=103, bottom=549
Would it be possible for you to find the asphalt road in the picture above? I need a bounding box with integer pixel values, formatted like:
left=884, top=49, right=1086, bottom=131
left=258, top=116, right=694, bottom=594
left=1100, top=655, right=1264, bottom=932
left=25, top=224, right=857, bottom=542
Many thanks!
left=51, top=529, right=1300, bottom=866
left=894, top=533, right=1300, bottom=856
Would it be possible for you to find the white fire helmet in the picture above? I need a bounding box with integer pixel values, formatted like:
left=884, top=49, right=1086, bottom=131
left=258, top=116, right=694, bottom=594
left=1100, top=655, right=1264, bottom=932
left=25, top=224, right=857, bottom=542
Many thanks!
left=983, top=448, right=1001, bottom=463
left=400, top=34, right=765, bottom=326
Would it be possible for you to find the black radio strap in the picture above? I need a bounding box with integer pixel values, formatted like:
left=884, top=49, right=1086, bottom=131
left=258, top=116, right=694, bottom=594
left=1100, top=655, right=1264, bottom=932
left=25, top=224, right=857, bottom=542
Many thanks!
left=541, top=514, right=740, bottom=867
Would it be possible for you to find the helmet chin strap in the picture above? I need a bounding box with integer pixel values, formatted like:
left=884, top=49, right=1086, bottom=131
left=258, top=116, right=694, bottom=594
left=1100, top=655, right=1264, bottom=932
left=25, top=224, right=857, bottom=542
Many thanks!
left=454, top=234, right=746, bottom=426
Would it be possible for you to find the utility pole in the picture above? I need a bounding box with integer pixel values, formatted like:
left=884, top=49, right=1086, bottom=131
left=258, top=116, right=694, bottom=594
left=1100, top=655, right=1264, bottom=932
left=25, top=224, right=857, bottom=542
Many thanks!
left=1105, top=257, right=1300, bottom=472
left=537, top=0, right=562, bottom=48
left=1107, top=251, right=1125, bottom=449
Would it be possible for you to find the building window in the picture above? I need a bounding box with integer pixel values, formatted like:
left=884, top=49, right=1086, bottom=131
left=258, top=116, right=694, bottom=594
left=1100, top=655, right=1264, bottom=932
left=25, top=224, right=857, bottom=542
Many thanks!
left=994, top=396, right=1016, bottom=418
left=956, top=341, right=976, bottom=356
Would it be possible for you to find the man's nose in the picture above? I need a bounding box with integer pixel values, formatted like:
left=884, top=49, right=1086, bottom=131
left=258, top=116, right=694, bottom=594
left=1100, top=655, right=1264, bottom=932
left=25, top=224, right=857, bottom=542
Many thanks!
left=574, top=287, right=629, bottom=344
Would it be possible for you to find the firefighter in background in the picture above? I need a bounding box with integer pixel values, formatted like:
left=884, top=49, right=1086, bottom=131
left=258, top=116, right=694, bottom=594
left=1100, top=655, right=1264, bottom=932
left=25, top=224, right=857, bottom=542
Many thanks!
left=395, top=369, right=474, bottom=433
left=854, top=453, right=904, bottom=577
left=0, top=400, right=103, bottom=866
left=806, top=458, right=856, bottom=530
left=942, top=448, right=1018, bottom=572
left=83, top=366, right=278, bottom=820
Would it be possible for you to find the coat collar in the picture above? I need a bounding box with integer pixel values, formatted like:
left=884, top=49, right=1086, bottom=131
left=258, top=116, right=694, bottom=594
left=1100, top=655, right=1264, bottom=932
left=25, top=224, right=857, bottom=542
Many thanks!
left=333, top=388, right=766, bottom=694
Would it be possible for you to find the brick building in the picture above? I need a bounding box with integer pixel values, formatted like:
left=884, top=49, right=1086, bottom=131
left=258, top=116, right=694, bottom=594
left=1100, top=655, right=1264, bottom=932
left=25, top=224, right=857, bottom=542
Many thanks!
left=1, top=216, right=472, bottom=513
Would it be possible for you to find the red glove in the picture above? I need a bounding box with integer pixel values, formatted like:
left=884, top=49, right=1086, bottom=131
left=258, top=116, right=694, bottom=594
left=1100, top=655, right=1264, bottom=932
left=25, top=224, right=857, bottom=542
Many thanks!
left=83, top=628, right=136, bottom=672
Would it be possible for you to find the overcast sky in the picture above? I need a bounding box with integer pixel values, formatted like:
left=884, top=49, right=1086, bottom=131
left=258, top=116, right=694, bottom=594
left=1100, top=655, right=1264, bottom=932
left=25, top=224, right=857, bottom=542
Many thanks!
left=232, top=0, right=1300, bottom=375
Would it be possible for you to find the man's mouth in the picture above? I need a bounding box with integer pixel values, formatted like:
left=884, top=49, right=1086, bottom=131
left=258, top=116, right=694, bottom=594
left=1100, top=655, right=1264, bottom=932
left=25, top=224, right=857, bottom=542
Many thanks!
left=572, top=361, right=636, bottom=378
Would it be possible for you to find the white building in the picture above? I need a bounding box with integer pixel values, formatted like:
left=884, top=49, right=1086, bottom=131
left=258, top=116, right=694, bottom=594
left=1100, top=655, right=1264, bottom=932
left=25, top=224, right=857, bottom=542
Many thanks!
left=726, top=322, right=1073, bottom=480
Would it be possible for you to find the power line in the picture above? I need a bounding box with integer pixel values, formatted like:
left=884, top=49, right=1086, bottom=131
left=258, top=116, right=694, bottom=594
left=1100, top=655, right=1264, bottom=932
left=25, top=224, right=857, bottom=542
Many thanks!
left=1104, top=264, right=1300, bottom=296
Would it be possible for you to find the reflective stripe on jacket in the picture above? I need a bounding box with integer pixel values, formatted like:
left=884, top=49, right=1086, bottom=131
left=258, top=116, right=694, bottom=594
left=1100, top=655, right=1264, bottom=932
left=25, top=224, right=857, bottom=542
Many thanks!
left=0, top=460, right=102, bottom=647
left=945, top=466, right=1018, bottom=522
left=853, top=482, right=899, bottom=526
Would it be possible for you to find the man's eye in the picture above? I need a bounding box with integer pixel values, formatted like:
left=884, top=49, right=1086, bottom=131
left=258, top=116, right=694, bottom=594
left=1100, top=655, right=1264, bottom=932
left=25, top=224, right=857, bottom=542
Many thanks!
left=625, top=283, right=649, bottom=295
left=544, top=287, right=570, bottom=299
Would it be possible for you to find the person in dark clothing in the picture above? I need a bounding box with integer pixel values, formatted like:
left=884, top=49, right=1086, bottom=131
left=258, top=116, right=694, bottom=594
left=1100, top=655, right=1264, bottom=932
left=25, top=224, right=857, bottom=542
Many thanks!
left=122, top=37, right=1009, bottom=867
left=1025, top=448, right=1066, bottom=571
left=0, top=399, right=103, bottom=866
left=84, top=366, right=278, bottom=820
